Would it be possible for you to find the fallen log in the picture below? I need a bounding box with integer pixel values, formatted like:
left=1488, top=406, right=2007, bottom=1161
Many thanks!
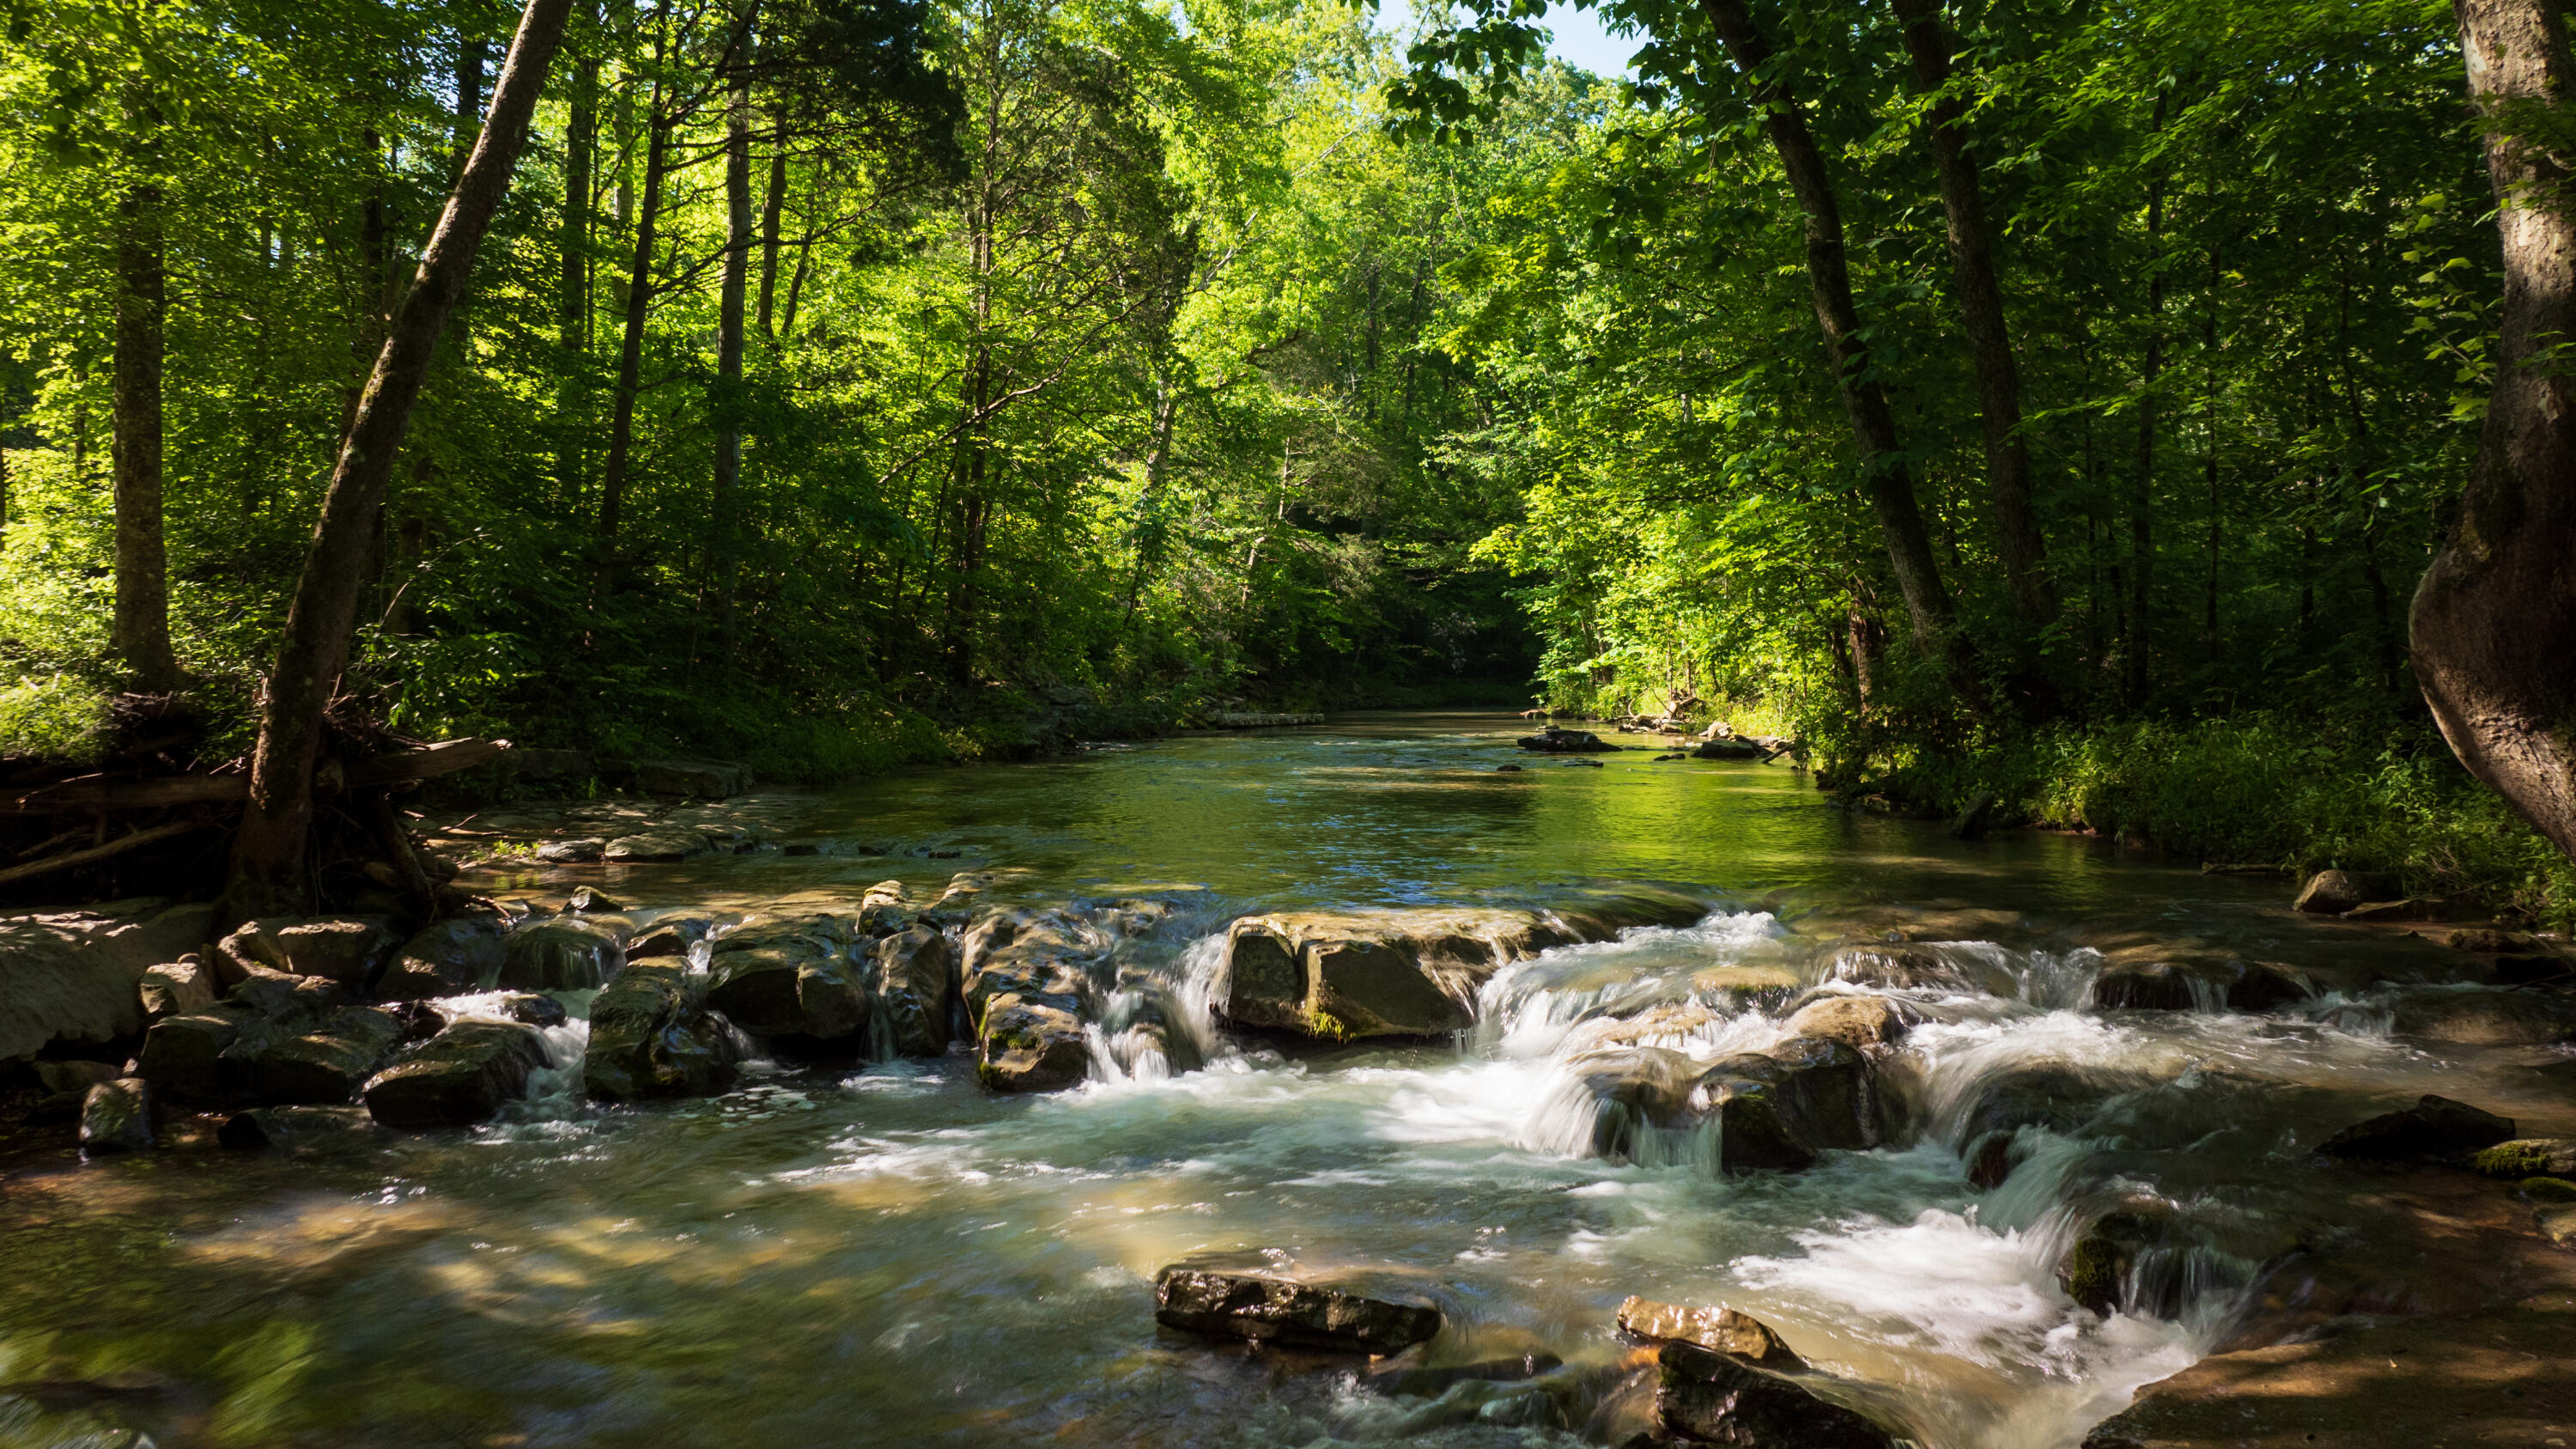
left=0, top=819, right=203, bottom=886
left=1, top=740, right=512, bottom=815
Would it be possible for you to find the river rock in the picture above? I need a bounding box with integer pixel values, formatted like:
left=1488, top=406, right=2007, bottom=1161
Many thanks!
left=484, top=991, right=568, bottom=1028
left=378, top=915, right=513, bottom=999
left=2095, top=954, right=2323, bottom=1014
left=1617, top=1298, right=1803, bottom=1368
left=977, top=994, right=1090, bottom=1092
left=2061, top=1209, right=2172, bottom=1316
left=1154, top=1267, right=1441, bottom=1354
left=537, top=837, right=605, bottom=863
left=625, top=911, right=720, bottom=960
left=138, top=957, right=216, bottom=1020
left=1558, top=1046, right=1709, bottom=1161
left=0, top=899, right=216, bottom=1062
left=227, top=963, right=351, bottom=1020
left=497, top=916, right=624, bottom=991
left=1653, top=1342, right=1899, bottom=1449
left=1784, top=994, right=1911, bottom=1051
left=365, top=1021, right=552, bottom=1128
left=1693, top=738, right=1765, bottom=760
left=2320, top=1094, right=2515, bottom=1160
left=137, top=1008, right=248, bottom=1102
left=246, top=1006, right=405, bottom=1104
left=216, top=916, right=399, bottom=988
left=2293, top=869, right=2401, bottom=915
left=708, top=933, right=870, bottom=1043
left=1519, top=727, right=1619, bottom=754
left=584, top=962, right=739, bottom=1101
left=1822, top=943, right=1991, bottom=994
left=217, top=1105, right=380, bottom=1153
left=2387, top=985, right=2576, bottom=1044
left=603, top=828, right=712, bottom=862
left=2449, top=928, right=2536, bottom=953
left=961, top=909, right=1098, bottom=1026
left=78, top=1077, right=154, bottom=1154
left=873, top=925, right=956, bottom=1056
left=2471, top=1138, right=2576, bottom=1178
left=1697, top=1036, right=1880, bottom=1172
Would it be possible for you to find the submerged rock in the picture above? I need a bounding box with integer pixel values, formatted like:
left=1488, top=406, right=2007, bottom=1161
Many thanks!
left=2319, top=1094, right=2515, bottom=1160
left=2060, top=1209, right=2172, bottom=1316
left=77, top=1077, right=154, bottom=1154
left=1616, top=1298, right=1803, bottom=1369
left=1653, top=1342, right=1899, bottom=1449
left=2389, top=986, right=2576, bottom=1045
left=218, top=1105, right=382, bottom=1153
left=1697, top=1036, right=1880, bottom=1172
left=365, top=1021, right=552, bottom=1129
left=585, top=962, right=740, bottom=1101
left=1154, top=1267, right=1441, bottom=1354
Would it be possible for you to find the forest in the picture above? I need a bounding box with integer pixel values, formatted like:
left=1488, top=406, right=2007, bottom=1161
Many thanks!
left=3, top=0, right=2573, bottom=919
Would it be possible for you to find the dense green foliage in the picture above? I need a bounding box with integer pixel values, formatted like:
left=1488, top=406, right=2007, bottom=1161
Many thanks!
left=0, top=0, right=2565, bottom=914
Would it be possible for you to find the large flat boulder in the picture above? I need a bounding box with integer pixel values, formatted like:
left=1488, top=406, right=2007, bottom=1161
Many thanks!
left=365, top=1021, right=551, bottom=1128
left=584, top=962, right=739, bottom=1101
left=1154, top=1267, right=1441, bottom=1354
left=216, top=916, right=398, bottom=988
left=707, top=938, right=869, bottom=1042
left=0, top=900, right=214, bottom=1062
left=1219, top=896, right=1704, bottom=1041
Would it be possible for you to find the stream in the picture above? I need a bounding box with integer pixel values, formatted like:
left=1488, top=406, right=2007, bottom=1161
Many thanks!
left=4, top=711, right=2566, bottom=1449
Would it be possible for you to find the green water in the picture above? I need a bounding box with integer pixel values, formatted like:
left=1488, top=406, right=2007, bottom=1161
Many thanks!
left=2, top=713, right=2559, bottom=1449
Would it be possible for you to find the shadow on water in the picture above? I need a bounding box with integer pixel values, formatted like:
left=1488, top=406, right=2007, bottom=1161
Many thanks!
left=0, top=712, right=2552, bottom=1448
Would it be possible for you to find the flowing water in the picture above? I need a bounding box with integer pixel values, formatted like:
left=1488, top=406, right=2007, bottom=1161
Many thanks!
left=5, top=712, right=2570, bottom=1449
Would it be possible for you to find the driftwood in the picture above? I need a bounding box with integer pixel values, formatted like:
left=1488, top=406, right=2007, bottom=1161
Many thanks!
left=1, top=739, right=511, bottom=816
left=0, top=819, right=203, bottom=886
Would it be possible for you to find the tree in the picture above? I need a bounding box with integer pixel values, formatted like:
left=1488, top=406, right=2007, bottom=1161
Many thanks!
left=224, top=0, right=580, bottom=919
left=2412, top=0, right=2576, bottom=859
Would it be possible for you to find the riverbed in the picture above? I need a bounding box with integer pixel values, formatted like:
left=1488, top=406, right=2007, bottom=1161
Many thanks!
left=3, top=711, right=2560, bottom=1449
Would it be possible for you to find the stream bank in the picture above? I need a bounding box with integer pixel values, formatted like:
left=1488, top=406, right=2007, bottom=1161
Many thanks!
left=5, top=713, right=2576, bottom=1448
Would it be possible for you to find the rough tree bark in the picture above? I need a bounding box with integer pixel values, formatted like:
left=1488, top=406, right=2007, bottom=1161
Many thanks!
left=713, top=68, right=753, bottom=667
left=1698, top=0, right=1982, bottom=710
left=1886, top=0, right=2051, bottom=624
left=224, top=0, right=578, bottom=920
left=556, top=4, right=598, bottom=502
left=111, top=176, right=182, bottom=692
left=2129, top=164, right=2164, bottom=708
left=595, top=100, right=669, bottom=557
left=756, top=143, right=787, bottom=340
left=2413, top=0, right=2576, bottom=859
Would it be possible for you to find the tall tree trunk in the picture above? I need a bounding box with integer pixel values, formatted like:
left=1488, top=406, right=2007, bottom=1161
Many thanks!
left=2128, top=167, right=2165, bottom=708
left=2204, top=247, right=2221, bottom=658
left=2414, top=0, right=2576, bottom=858
left=446, top=32, right=489, bottom=350
left=595, top=100, right=669, bottom=559
left=112, top=178, right=182, bottom=692
left=713, top=71, right=752, bottom=667
left=1886, top=0, right=2050, bottom=624
left=1698, top=0, right=1981, bottom=710
left=556, top=9, right=598, bottom=503
left=224, top=0, right=577, bottom=921
left=756, top=143, right=787, bottom=341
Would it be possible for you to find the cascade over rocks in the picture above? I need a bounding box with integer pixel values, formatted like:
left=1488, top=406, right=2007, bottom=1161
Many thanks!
left=1154, top=1266, right=1442, bottom=1354
left=378, top=915, right=512, bottom=999
left=365, top=1020, right=551, bottom=1128
left=1698, top=1036, right=1882, bottom=1172
left=585, top=961, right=739, bottom=1101
left=1783, top=994, right=1911, bottom=1051
left=1820, top=942, right=1997, bottom=994
left=497, top=916, right=623, bottom=991
left=1652, top=1342, right=1902, bottom=1449
left=1219, top=895, right=1705, bottom=1041
left=1560, top=1046, right=1710, bottom=1162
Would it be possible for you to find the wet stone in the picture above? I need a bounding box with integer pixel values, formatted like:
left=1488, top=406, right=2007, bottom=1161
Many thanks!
left=365, top=1021, right=551, bottom=1129
left=77, top=1077, right=154, bottom=1154
left=977, top=994, right=1089, bottom=1093
left=2320, top=1093, right=2515, bottom=1160
left=1822, top=944, right=1981, bottom=993
left=137, top=1009, right=246, bottom=1102
left=1698, top=1036, right=1880, bottom=1173
left=498, top=917, right=623, bottom=991
left=247, top=1006, right=404, bottom=1105
left=2390, top=987, right=2576, bottom=1045
left=536, top=837, right=605, bottom=863
left=1653, top=1342, right=1899, bottom=1449
left=2471, top=1138, right=2576, bottom=1179
left=219, top=1105, right=382, bottom=1153
left=1153, top=1267, right=1441, bottom=1355
left=585, top=962, right=738, bottom=1102
left=1783, top=994, right=1910, bottom=1051
left=873, top=925, right=956, bottom=1056
left=228, top=964, right=350, bottom=1020
left=1617, top=1298, right=1804, bottom=1369
left=708, top=943, right=870, bottom=1042
left=380, top=916, right=512, bottom=1000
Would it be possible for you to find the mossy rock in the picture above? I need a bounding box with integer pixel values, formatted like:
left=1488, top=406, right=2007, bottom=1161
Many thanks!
left=2522, top=1177, right=2576, bottom=1203
left=2470, top=1138, right=2576, bottom=1178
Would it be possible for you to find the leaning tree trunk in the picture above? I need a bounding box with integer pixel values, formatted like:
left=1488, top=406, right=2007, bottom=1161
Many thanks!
left=1698, top=0, right=1983, bottom=711
left=2413, top=0, right=2576, bottom=859
left=224, top=0, right=577, bottom=921
left=111, top=177, right=182, bottom=692
left=1886, top=0, right=2051, bottom=625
